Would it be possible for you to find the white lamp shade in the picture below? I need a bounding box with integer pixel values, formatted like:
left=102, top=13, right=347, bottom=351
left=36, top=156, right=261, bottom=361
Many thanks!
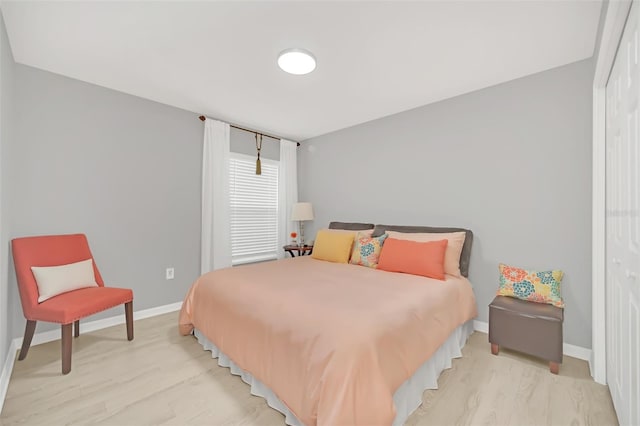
left=291, top=202, right=314, bottom=221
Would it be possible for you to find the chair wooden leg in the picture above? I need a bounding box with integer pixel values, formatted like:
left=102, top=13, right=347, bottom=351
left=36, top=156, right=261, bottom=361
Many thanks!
left=491, top=343, right=499, bottom=355
left=549, top=362, right=560, bottom=375
left=125, top=301, right=134, bottom=341
left=74, top=320, right=80, bottom=338
left=61, top=323, right=72, bottom=375
left=18, top=320, right=37, bottom=361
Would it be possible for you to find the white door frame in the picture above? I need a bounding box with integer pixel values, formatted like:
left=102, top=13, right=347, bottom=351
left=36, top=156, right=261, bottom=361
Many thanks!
left=592, top=0, right=632, bottom=385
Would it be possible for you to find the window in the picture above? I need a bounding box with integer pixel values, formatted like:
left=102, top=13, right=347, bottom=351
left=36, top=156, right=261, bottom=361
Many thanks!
left=229, top=153, right=279, bottom=265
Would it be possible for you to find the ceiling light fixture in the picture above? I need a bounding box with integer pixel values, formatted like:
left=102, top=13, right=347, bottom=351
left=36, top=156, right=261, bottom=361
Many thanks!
left=278, top=48, right=316, bottom=75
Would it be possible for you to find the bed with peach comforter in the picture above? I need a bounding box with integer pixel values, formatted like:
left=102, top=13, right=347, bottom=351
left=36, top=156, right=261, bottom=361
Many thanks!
left=179, top=256, right=477, bottom=425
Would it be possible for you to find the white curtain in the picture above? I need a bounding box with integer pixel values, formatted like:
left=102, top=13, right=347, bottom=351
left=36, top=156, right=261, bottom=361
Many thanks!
left=201, top=118, right=232, bottom=273
left=277, top=139, right=298, bottom=259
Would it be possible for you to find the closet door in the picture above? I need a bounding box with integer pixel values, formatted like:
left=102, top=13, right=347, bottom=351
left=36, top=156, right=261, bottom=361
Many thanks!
left=605, top=2, right=640, bottom=424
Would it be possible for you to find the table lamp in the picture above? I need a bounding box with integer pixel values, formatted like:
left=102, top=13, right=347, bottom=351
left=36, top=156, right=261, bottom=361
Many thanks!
left=291, top=202, right=314, bottom=246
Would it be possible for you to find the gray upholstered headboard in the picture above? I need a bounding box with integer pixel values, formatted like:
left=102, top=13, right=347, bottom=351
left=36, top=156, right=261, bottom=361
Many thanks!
left=371, top=225, right=474, bottom=277
left=328, top=221, right=375, bottom=231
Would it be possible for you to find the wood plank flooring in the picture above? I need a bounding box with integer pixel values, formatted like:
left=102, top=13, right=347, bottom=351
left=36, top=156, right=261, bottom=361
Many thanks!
left=0, top=312, right=618, bottom=425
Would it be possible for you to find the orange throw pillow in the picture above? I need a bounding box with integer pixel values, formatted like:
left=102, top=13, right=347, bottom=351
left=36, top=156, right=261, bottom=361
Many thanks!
left=377, top=238, right=448, bottom=280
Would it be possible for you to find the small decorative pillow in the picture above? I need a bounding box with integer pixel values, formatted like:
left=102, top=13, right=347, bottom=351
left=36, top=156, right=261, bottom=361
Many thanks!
left=497, top=263, right=565, bottom=307
left=350, top=233, right=388, bottom=268
left=31, top=259, right=98, bottom=303
left=386, top=231, right=466, bottom=277
left=311, top=230, right=355, bottom=264
left=322, top=228, right=373, bottom=261
left=377, top=238, right=448, bottom=280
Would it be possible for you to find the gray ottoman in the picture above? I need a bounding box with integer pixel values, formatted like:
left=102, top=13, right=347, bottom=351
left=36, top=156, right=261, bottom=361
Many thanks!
left=489, top=295, right=564, bottom=374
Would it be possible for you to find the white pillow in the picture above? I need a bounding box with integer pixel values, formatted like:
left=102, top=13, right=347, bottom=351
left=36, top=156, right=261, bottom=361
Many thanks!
left=31, top=259, right=98, bottom=303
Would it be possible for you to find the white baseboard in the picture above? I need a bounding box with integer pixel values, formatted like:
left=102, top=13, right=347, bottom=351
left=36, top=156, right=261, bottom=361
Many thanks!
left=562, top=342, right=593, bottom=363
left=0, top=301, right=182, bottom=414
left=0, top=340, right=18, bottom=414
left=11, top=301, right=183, bottom=348
left=473, top=320, right=488, bottom=334
left=133, top=301, right=183, bottom=321
left=472, top=320, right=593, bottom=363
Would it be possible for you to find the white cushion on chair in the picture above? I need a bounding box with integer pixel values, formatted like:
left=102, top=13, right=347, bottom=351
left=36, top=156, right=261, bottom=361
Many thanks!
left=31, top=259, right=98, bottom=303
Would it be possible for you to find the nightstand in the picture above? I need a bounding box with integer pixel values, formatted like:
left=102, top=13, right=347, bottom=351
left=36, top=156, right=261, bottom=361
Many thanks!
left=283, top=245, right=314, bottom=257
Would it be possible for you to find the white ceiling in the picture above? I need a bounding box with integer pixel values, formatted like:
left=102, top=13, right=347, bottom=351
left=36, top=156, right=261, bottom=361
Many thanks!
left=1, top=1, right=602, bottom=141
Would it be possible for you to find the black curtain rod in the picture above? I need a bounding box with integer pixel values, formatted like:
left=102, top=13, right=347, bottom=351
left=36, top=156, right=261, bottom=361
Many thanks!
left=198, top=115, right=300, bottom=146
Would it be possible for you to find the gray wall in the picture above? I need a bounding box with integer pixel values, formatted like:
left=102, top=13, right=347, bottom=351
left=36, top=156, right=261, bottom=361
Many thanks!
left=5, top=62, right=275, bottom=339
left=8, top=63, right=204, bottom=337
left=0, top=12, right=596, bottom=352
left=0, top=12, right=14, bottom=373
left=299, top=59, right=593, bottom=348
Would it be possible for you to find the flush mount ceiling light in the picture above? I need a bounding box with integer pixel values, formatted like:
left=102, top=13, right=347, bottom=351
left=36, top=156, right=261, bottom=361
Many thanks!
left=277, top=48, right=316, bottom=75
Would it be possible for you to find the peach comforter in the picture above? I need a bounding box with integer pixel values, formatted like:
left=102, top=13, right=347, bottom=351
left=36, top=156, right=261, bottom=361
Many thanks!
left=179, top=256, right=477, bottom=426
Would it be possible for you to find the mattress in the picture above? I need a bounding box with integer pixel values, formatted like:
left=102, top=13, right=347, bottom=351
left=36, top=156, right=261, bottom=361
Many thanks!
left=180, top=256, right=477, bottom=425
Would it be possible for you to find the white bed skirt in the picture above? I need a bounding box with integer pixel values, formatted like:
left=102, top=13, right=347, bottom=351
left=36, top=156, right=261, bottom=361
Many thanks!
left=194, top=320, right=474, bottom=426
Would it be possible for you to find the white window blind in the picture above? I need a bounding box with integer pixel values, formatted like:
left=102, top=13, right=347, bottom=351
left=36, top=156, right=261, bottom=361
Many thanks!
left=229, top=153, right=279, bottom=265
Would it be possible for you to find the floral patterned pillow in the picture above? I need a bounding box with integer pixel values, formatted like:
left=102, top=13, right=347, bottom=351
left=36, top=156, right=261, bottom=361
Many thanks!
left=497, top=263, right=565, bottom=307
left=350, top=233, right=388, bottom=268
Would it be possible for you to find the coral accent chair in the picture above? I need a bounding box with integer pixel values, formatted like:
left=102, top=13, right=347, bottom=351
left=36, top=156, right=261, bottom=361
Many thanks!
left=11, top=234, right=134, bottom=374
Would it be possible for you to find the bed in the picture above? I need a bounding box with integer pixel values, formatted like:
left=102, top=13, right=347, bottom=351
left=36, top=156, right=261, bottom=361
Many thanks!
left=179, top=223, right=477, bottom=425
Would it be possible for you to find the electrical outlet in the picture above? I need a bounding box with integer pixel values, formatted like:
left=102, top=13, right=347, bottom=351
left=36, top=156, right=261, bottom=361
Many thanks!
left=166, top=267, right=174, bottom=280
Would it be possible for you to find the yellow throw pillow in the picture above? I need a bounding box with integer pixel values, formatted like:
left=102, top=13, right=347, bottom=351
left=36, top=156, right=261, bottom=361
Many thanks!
left=311, top=230, right=355, bottom=263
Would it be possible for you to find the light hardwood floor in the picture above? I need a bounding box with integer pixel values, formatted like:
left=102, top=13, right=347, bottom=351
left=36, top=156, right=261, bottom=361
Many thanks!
left=0, top=312, right=618, bottom=426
